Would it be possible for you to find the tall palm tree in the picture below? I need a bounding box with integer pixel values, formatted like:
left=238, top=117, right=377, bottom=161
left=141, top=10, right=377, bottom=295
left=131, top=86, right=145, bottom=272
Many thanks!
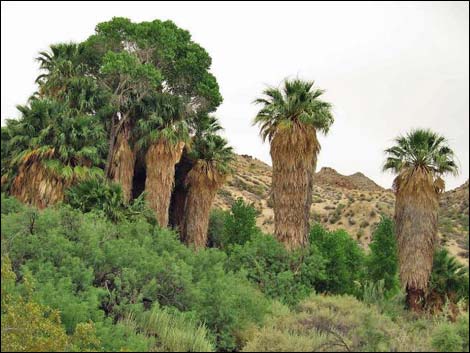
left=383, top=129, right=458, bottom=312
left=253, top=79, right=334, bottom=249
left=182, top=134, right=234, bottom=249
left=4, top=98, right=106, bottom=208
left=135, top=94, right=190, bottom=227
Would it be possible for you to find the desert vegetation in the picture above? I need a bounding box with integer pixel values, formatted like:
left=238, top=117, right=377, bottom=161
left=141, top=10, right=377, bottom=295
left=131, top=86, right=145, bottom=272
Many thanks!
left=1, top=15, right=468, bottom=353
left=1, top=194, right=468, bottom=351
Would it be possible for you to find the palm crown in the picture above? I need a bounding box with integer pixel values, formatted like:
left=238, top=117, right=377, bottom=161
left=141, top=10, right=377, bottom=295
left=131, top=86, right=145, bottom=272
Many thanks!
left=135, top=93, right=190, bottom=150
left=189, top=134, right=234, bottom=175
left=253, top=79, right=334, bottom=142
left=383, top=129, right=459, bottom=177
left=4, top=98, right=106, bottom=182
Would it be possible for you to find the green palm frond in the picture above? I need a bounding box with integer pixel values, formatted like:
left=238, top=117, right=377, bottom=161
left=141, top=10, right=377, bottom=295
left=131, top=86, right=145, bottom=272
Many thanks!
left=253, top=79, right=334, bottom=142
left=383, top=129, right=459, bottom=179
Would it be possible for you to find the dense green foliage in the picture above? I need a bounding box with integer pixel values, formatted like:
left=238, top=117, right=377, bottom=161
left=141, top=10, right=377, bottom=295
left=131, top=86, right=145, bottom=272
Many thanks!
left=1, top=194, right=469, bottom=352
left=209, top=198, right=261, bottom=249
left=64, top=179, right=155, bottom=224
left=429, top=248, right=469, bottom=305
left=1, top=16, right=226, bottom=193
left=366, top=217, right=400, bottom=295
left=309, top=223, right=366, bottom=295
left=1, top=195, right=269, bottom=351
left=243, top=294, right=469, bottom=352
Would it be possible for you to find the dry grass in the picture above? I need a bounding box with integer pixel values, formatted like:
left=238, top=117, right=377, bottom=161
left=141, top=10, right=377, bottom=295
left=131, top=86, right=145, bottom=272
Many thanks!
left=145, top=140, right=185, bottom=227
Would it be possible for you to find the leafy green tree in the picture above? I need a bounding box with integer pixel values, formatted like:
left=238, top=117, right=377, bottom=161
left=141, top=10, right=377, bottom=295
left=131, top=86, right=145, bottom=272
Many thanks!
left=82, top=17, right=223, bottom=202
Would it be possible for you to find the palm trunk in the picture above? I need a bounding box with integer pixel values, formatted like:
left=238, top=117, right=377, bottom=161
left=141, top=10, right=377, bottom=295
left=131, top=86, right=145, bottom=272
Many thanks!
left=394, top=168, right=440, bottom=312
left=144, top=140, right=185, bottom=228
left=271, top=126, right=320, bottom=250
left=10, top=161, right=68, bottom=209
left=170, top=186, right=188, bottom=234
left=109, top=124, right=135, bottom=203
left=169, top=150, right=193, bottom=234
left=406, top=286, right=425, bottom=313
left=182, top=162, right=225, bottom=249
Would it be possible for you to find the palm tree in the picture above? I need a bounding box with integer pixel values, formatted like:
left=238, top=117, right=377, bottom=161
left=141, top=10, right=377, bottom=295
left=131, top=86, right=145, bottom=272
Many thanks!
left=182, top=134, right=234, bottom=249
left=35, top=43, right=88, bottom=99
left=135, top=94, right=190, bottom=227
left=383, top=129, right=458, bottom=312
left=4, top=98, right=106, bottom=208
left=253, top=79, right=334, bottom=249
left=428, top=248, right=469, bottom=307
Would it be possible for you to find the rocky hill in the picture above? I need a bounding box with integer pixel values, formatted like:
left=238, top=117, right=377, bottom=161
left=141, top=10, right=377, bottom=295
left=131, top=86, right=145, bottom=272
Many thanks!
left=214, top=155, right=469, bottom=265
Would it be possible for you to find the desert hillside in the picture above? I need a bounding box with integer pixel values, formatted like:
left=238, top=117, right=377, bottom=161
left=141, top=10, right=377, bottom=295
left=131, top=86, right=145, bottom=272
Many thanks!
left=214, top=155, right=469, bottom=264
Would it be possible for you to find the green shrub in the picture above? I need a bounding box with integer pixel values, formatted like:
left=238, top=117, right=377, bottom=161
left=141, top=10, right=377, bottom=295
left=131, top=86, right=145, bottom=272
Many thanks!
left=366, top=217, right=399, bottom=295
left=309, top=224, right=365, bottom=295
left=208, top=208, right=229, bottom=247
left=1, top=193, right=25, bottom=215
left=138, top=305, right=214, bottom=352
left=194, top=265, right=270, bottom=351
left=1, top=198, right=271, bottom=352
left=209, top=198, right=261, bottom=249
left=65, top=179, right=155, bottom=224
left=432, top=321, right=465, bottom=352
left=227, top=233, right=325, bottom=306
left=243, top=294, right=425, bottom=352
left=428, top=248, right=469, bottom=305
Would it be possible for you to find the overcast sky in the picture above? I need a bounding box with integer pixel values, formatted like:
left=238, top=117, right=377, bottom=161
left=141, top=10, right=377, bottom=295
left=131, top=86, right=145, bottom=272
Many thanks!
left=2, top=1, right=469, bottom=189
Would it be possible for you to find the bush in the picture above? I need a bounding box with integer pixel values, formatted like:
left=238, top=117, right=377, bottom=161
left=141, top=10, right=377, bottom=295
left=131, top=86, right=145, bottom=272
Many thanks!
left=209, top=198, right=261, bottom=250
left=208, top=208, right=229, bottom=247
left=65, top=179, right=156, bottom=224
left=432, top=316, right=469, bottom=352
left=366, top=217, right=399, bottom=296
left=1, top=256, right=101, bottom=352
left=138, top=305, right=214, bottom=352
left=309, top=223, right=365, bottom=295
left=1, top=198, right=271, bottom=352
left=1, top=193, right=25, bottom=215
left=428, top=248, right=469, bottom=306
left=243, top=294, right=427, bottom=352
left=227, top=233, right=325, bottom=306
left=194, top=266, right=270, bottom=351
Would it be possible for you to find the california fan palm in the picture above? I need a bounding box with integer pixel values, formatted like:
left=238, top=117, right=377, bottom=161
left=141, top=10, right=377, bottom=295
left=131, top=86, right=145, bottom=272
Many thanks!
left=383, top=129, right=458, bottom=312
left=253, top=79, right=334, bottom=249
left=4, top=98, right=106, bottom=208
left=182, top=133, right=233, bottom=249
left=135, top=94, right=189, bottom=227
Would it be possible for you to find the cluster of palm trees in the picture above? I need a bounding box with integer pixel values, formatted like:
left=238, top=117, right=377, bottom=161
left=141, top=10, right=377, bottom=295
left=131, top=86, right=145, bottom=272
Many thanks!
left=253, top=79, right=459, bottom=312
left=1, top=18, right=233, bottom=249
left=1, top=17, right=460, bottom=313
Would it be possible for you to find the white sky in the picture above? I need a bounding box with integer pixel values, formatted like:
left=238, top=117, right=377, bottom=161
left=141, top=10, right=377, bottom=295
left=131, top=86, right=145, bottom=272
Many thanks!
left=2, top=1, right=469, bottom=190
